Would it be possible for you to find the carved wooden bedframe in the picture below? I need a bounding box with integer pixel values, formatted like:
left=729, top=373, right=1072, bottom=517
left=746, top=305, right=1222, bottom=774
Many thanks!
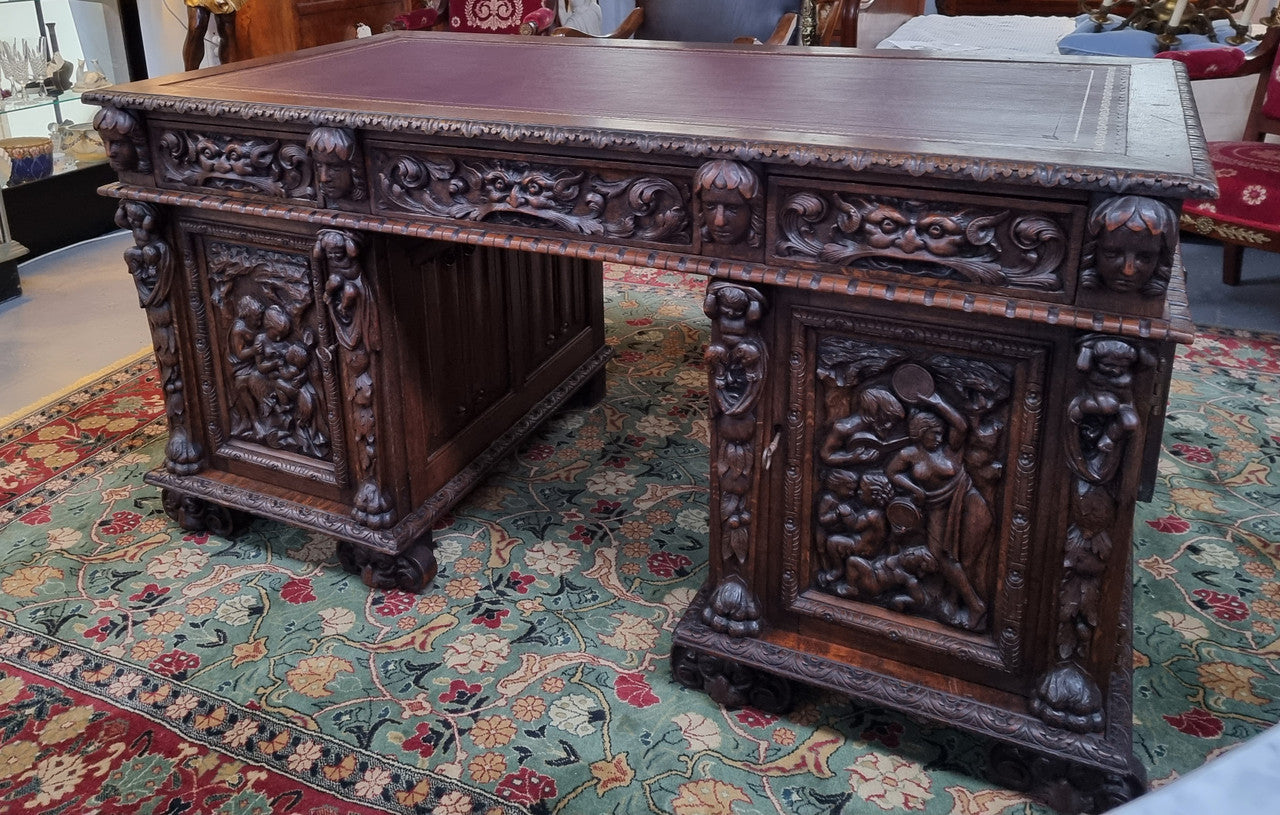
left=87, top=33, right=1212, bottom=812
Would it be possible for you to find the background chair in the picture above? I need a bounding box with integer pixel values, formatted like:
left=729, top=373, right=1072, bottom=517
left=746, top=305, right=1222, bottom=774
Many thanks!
left=553, top=0, right=807, bottom=45
left=1175, top=26, right=1280, bottom=285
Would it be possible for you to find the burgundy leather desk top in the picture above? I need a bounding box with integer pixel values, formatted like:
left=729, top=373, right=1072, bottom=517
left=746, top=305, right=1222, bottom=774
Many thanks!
left=93, top=32, right=1213, bottom=197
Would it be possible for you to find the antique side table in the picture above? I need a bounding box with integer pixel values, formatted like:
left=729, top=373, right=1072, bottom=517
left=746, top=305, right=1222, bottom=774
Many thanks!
left=86, top=33, right=1213, bottom=812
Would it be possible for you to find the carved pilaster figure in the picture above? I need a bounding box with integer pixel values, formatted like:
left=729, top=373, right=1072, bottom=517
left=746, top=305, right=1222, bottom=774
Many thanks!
left=307, top=126, right=368, bottom=208
left=1080, top=195, right=1177, bottom=297
left=1033, top=333, right=1153, bottom=734
left=116, top=201, right=202, bottom=475
left=93, top=105, right=151, bottom=174
left=314, top=229, right=395, bottom=529
left=693, top=160, right=763, bottom=258
left=702, top=281, right=768, bottom=637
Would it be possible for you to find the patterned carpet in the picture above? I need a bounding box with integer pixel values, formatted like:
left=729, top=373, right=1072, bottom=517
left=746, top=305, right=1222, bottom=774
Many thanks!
left=1, top=266, right=1278, bottom=814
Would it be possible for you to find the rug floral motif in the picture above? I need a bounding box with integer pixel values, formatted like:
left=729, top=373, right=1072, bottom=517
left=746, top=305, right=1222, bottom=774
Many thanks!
left=1, top=268, right=1278, bottom=815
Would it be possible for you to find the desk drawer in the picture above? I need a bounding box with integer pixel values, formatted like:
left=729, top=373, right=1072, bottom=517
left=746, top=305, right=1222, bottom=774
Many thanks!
left=767, top=176, right=1085, bottom=303
left=366, top=140, right=695, bottom=251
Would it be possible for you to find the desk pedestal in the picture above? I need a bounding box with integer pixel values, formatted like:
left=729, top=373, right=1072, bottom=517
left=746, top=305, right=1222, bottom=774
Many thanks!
left=673, top=280, right=1174, bottom=813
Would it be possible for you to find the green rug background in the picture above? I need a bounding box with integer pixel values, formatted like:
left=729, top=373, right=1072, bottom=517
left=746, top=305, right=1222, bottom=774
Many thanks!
left=2, top=271, right=1278, bottom=814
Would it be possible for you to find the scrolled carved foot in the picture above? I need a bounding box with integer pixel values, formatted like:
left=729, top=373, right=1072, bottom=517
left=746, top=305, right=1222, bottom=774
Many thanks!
left=337, top=536, right=438, bottom=593
left=1030, top=661, right=1105, bottom=734
left=987, top=743, right=1145, bottom=814
left=161, top=489, right=248, bottom=537
left=701, top=575, right=762, bottom=637
left=671, top=645, right=793, bottom=713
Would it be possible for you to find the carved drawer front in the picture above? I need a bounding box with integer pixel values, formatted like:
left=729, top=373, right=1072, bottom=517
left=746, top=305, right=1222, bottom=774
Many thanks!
left=776, top=301, right=1051, bottom=692
left=768, top=177, right=1084, bottom=302
left=178, top=219, right=350, bottom=497
left=152, top=118, right=317, bottom=204
left=366, top=140, right=694, bottom=250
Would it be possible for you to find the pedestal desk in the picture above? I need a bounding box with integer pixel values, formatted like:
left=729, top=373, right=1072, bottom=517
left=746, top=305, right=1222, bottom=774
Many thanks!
left=86, top=34, right=1213, bottom=812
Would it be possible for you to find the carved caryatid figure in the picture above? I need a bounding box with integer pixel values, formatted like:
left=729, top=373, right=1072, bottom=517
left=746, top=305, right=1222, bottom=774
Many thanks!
left=1034, top=333, right=1153, bottom=736
left=694, top=160, right=763, bottom=249
left=93, top=105, right=151, bottom=174
left=115, top=201, right=201, bottom=475
left=702, top=282, right=769, bottom=637
left=314, top=229, right=394, bottom=530
left=1080, top=196, right=1177, bottom=297
left=307, top=127, right=367, bottom=207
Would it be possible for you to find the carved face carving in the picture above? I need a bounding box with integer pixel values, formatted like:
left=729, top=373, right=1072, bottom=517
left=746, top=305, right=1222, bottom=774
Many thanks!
left=315, top=156, right=354, bottom=201
left=861, top=205, right=971, bottom=257
left=482, top=169, right=574, bottom=210
left=1094, top=228, right=1162, bottom=293
left=106, top=136, right=139, bottom=173
left=196, top=138, right=262, bottom=177
left=700, top=186, right=752, bottom=245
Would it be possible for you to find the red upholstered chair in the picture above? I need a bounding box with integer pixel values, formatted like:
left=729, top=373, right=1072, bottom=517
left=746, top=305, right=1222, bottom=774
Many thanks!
left=1173, top=27, right=1280, bottom=285
left=448, top=0, right=558, bottom=35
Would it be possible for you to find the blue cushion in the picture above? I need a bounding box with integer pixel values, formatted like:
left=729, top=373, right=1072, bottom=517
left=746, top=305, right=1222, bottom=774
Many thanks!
left=1057, top=14, right=1258, bottom=58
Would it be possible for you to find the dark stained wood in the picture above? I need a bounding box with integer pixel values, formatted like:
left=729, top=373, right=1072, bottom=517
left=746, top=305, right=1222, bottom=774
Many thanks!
left=234, top=0, right=414, bottom=61
left=86, top=33, right=1211, bottom=813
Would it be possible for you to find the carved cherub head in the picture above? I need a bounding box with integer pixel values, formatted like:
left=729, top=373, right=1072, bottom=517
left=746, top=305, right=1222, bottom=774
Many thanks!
left=694, top=160, right=762, bottom=247
left=307, top=127, right=362, bottom=203
left=94, top=105, right=151, bottom=173
left=1081, top=196, right=1177, bottom=297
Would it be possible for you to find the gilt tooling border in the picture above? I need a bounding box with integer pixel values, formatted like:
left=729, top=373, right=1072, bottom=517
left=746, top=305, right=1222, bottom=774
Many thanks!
left=100, top=182, right=1196, bottom=344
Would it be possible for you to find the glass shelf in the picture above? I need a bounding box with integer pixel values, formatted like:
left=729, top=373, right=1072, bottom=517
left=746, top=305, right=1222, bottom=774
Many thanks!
left=1, top=91, right=85, bottom=114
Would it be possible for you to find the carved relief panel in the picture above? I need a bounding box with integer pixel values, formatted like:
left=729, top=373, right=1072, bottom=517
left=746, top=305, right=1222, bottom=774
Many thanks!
left=769, top=178, right=1082, bottom=300
left=367, top=142, right=692, bottom=248
left=156, top=121, right=314, bottom=200
left=178, top=220, right=345, bottom=490
left=776, top=297, right=1050, bottom=685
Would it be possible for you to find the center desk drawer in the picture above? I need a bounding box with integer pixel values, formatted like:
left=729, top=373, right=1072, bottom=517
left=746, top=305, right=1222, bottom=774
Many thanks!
left=365, top=138, right=695, bottom=252
left=767, top=175, right=1086, bottom=304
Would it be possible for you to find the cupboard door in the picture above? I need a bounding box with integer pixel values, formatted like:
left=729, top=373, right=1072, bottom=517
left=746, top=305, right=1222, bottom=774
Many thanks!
left=772, top=293, right=1054, bottom=693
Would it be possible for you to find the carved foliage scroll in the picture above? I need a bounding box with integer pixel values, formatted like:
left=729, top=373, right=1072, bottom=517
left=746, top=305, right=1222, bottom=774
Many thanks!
left=158, top=128, right=312, bottom=198
left=314, top=229, right=395, bottom=530
left=813, top=337, right=1012, bottom=633
left=116, top=201, right=201, bottom=475
left=703, top=282, right=769, bottom=638
left=206, top=241, right=333, bottom=461
left=776, top=191, right=1068, bottom=291
left=1032, top=334, right=1154, bottom=734
left=372, top=150, right=690, bottom=244
left=1079, top=195, right=1177, bottom=298
left=94, top=105, right=152, bottom=175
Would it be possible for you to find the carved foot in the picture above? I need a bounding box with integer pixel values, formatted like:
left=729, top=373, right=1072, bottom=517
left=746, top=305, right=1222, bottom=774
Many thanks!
left=337, top=536, right=438, bottom=593
left=987, top=743, right=1145, bottom=814
left=1030, top=661, right=1105, bottom=734
left=701, top=575, right=762, bottom=637
left=671, top=645, right=793, bottom=713
left=161, top=489, right=249, bottom=537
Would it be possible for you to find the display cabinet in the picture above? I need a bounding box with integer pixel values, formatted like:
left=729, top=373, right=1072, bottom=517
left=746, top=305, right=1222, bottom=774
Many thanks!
left=0, top=0, right=140, bottom=282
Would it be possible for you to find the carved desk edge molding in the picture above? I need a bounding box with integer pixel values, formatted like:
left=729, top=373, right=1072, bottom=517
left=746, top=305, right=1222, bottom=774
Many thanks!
left=100, top=181, right=1197, bottom=345
left=80, top=91, right=1218, bottom=201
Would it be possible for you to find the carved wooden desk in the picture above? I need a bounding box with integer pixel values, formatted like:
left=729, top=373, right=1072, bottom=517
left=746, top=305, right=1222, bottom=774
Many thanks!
left=86, top=33, right=1213, bottom=812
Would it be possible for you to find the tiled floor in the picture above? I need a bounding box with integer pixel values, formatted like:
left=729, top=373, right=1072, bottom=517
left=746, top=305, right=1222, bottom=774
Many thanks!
left=1, top=230, right=1277, bottom=419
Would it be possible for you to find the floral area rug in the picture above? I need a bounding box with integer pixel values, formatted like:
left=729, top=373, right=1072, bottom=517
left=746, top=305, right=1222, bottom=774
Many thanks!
left=1, top=265, right=1278, bottom=815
